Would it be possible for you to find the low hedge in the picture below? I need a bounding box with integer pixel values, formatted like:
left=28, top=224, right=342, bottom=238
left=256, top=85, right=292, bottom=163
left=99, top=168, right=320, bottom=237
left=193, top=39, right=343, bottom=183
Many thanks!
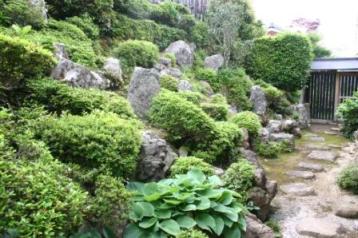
left=337, top=164, right=358, bottom=194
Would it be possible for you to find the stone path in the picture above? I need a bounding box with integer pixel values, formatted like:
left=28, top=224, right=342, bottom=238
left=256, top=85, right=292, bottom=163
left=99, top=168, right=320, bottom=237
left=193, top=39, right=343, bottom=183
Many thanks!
left=262, top=127, right=358, bottom=238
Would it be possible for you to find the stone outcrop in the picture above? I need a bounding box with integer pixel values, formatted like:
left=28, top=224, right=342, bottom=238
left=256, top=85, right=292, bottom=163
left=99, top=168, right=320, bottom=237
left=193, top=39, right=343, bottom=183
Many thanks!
left=102, top=57, right=123, bottom=87
left=136, top=131, right=178, bottom=181
left=245, top=213, right=275, bottom=238
left=127, top=67, right=161, bottom=119
left=308, top=150, right=337, bottom=162
left=160, top=67, right=183, bottom=79
left=292, top=103, right=310, bottom=128
left=204, top=54, right=224, bottom=71
left=165, top=40, right=194, bottom=68
left=29, top=0, right=48, bottom=20
left=177, top=80, right=193, bottom=92
left=250, top=86, right=267, bottom=116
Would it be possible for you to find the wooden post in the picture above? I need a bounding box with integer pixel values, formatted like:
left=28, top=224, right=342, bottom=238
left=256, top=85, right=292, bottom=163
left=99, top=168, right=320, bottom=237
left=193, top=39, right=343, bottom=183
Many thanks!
left=334, top=71, right=340, bottom=121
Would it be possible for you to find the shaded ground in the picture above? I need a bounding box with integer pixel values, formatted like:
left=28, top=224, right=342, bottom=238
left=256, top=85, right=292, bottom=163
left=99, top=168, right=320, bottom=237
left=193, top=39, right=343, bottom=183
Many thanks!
left=260, top=124, right=358, bottom=238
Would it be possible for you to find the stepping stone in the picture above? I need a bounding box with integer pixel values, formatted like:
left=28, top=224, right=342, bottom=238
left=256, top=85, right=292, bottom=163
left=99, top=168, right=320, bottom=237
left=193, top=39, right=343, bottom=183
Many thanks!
left=286, top=170, right=316, bottom=179
left=335, top=198, right=358, bottom=219
left=308, top=150, right=337, bottom=162
left=280, top=183, right=316, bottom=196
left=297, top=162, right=324, bottom=172
left=296, top=217, right=344, bottom=238
left=309, top=136, right=325, bottom=142
left=302, top=144, right=330, bottom=151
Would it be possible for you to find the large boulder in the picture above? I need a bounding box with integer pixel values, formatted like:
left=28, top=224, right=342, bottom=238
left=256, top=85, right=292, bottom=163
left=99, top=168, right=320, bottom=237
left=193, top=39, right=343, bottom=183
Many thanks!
left=266, top=120, right=282, bottom=133
left=136, top=131, right=178, bottom=181
left=29, top=0, right=47, bottom=20
left=51, top=59, right=110, bottom=89
left=102, top=57, right=123, bottom=87
left=160, top=67, right=182, bottom=79
left=292, top=103, right=310, bottom=128
left=245, top=213, right=275, bottom=238
left=204, top=54, right=224, bottom=71
left=165, top=40, right=194, bottom=68
left=250, top=86, right=267, bottom=116
left=127, top=67, right=161, bottom=119
left=53, top=43, right=69, bottom=60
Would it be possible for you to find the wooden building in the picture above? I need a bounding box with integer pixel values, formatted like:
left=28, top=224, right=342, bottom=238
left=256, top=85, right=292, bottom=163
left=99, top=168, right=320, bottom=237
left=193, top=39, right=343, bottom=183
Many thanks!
left=304, top=58, right=358, bottom=121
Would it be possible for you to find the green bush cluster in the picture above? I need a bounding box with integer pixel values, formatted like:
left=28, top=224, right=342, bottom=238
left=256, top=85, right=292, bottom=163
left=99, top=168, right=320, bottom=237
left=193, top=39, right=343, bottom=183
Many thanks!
left=160, top=75, right=178, bottom=91
left=112, top=14, right=187, bottom=50
left=27, top=79, right=135, bottom=118
left=337, top=164, right=358, bottom=194
left=195, top=68, right=219, bottom=91
left=217, top=68, right=253, bottom=111
left=0, top=157, right=88, bottom=237
left=114, top=39, right=159, bottom=70
left=246, top=33, right=313, bottom=92
left=177, top=229, right=209, bottom=238
left=177, top=91, right=204, bottom=105
left=231, top=111, right=262, bottom=136
left=255, top=140, right=293, bottom=159
left=150, top=90, right=242, bottom=163
left=66, top=14, right=100, bottom=40
left=201, top=102, right=228, bottom=121
left=125, top=170, right=247, bottom=238
left=0, top=33, right=56, bottom=90
left=337, top=92, right=358, bottom=138
left=34, top=111, right=142, bottom=178
left=1, top=0, right=46, bottom=28
left=223, top=159, right=255, bottom=199
left=170, top=156, right=214, bottom=176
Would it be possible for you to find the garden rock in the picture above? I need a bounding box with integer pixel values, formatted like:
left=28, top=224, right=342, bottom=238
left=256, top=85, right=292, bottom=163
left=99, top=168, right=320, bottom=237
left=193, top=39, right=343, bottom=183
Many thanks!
left=353, top=130, right=358, bottom=141
left=259, top=128, right=270, bottom=142
left=102, top=57, right=123, bottom=87
left=297, top=162, right=324, bottom=172
left=159, top=56, right=172, bottom=67
left=308, top=150, right=337, bottom=162
left=335, top=197, right=358, bottom=219
left=296, top=217, right=344, bottom=238
left=136, top=131, right=178, bottom=181
left=51, top=59, right=110, bottom=89
left=292, top=103, right=310, bottom=128
left=53, top=43, right=69, bottom=60
left=199, top=81, right=214, bottom=96
left=177, top=80, right=193, bottom=92
left=245, top=213, right=275, bottom=238
left=29, top=0, right=47, bottom=20
left=248, top=187, right=272, bottom=221
left=280, top=183, right=316, bottom=196
left=267, top=120, right=282, bottom=133
left=204, top=54, right=224, bottom=71
left=160, top=67, right=182, bottom=79
left=127, top=67, right=161, bottom=119
left=281, top=119, right=298, bottom=132
left=286, top=170, right=315, bottom=179
left=241, top=128, right=250, bottom=149
left=165, top=40, right=194, bottom=68
left=250, top=86, right=267, bottom=116
left=269, top=133, right=295, bottom=148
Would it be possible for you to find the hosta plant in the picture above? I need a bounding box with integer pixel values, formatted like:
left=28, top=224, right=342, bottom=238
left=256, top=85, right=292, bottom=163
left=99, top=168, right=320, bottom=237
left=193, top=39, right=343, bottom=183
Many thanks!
left=124, top=170, right=247, bottom=238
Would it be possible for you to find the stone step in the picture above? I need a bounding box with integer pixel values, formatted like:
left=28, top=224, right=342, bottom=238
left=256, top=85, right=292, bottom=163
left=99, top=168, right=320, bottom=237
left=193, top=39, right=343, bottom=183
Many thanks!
left=280, top=183, right=316, bottom=196
left=297, top=162, right=325, bottom=172
left=308, top=150, right=337, bottom=162
left=296, top=217, right=344, bottom=238
left=286, top=170, right=316, bottom=179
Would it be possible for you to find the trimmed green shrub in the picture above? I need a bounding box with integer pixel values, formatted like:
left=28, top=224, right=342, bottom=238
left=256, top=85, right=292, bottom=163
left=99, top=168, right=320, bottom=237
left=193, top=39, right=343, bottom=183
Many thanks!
left=177, top=91, right=204, bottom=105
left=170, top=156, right=214, bottom=176
left=189, top=21, right=210, bottom=49
left=247, top=33, right=313, bottom=92
left=337, top=164, right=358, bottom=194
left=337, top=92, right=358, bottom=138
left=160, top=75, right=178, bottom=91
left=201, top=102, right=228, bottom=121
left=223, top=160, right=255, bottom=198
left=124, top=170, right=247, bottom=238
left=27, top=79, right=135, bottom=118
left=34, top=111, right=142, bottom=178
left=255, top=141, right=293, bottom=159
left=0, top=157, right=88, bottom=237
left=195, top=68, right=219, bottom=91
left=66, top=14, right=100, bottom=40
left=217, top=68, right=253, bottom=110
left=114, top=40, right=159, bottom=70
left=0, top=33, right=56, bottom=90
left=1, top=0, right=46, bottom=28
left=231, top=111, right=262, bottom=136
left=112, top=14, right=187, bottom=50
left=177, top=229, right=209, bottom=238
left=163, top=52, right=176, bottom=67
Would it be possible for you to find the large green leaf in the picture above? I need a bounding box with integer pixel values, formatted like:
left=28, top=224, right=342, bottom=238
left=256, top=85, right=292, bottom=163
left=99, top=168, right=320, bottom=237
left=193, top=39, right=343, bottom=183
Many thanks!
left=143, top=183, right=160, bottom=196
left=155, top=209, right=171, bottom=219
left=208, top=175, right=223, bottom=186
left=188, top=169, right=206, bottom=183
left=123, top=224, right=146, bottom=238
left=196, top=213, right=216, bottom=232
left=175, top=215, right=196, bottom=229
left=182, top=204, right=196, bottom=211
left=139, top=217, right=158, bottom=229
left=213, top=204, right=238, bottom=222
left=224, top=224, right=242, bottom=238
left=212, top=215, right=225, bottom=236
left=196, top=197, right=211, bottom=210
left=159, top=219, right=181, bottom=236
left=137, top=202, right=155, bottom=217
left=219, top=191, right=233, bottom=205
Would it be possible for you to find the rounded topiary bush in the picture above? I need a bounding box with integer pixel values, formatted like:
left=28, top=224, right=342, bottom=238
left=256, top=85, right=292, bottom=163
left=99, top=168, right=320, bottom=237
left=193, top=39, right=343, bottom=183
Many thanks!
left=337, top=164, right=358, bottom=194
left=160, top=74, right=178, bottom=91
left=114, top=40, right=160, bottom=69
left=201, top=102, right=228, bottom=121
left=0, top=158, right=88, bottom=237
left=34, top=111, right=142, bottom=178
left=0, top=33, right=56, bottom=90
left=337, top=92, right=358, bottom=138
left=231, top=111, right=262, bottom=136
left=170, top=156, right=214, bottom=176
left=28, top=79, right=135, bottom=118
left=195, top=68, right=219, bottom=91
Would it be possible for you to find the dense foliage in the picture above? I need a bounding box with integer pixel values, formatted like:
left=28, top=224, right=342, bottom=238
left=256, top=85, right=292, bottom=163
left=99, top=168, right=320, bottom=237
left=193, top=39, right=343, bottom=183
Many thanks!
left=0, top=33, right=55, bottom=90
left=255, top=141, right=293, bottom=159
left=247, top=33, right=313, bottom=92
left=125, top=170, right=247, bottom=238
left=231, top=111, right=262, bottom=136
left=337, top=164, right=358, bottom=194
left=177, top=229, right=209, bottom=238
left=34, top=111, right=142, bottom=178
left=337, top=92, right=358, bottom=138
left=170, top=156, right=214, bottom=176
left=160, top=75, right=178, bottom=91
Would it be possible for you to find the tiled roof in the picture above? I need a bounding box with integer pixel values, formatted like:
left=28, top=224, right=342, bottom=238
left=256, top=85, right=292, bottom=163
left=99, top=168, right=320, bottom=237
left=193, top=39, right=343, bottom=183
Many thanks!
left=311, top=58, right=358, bottom=71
